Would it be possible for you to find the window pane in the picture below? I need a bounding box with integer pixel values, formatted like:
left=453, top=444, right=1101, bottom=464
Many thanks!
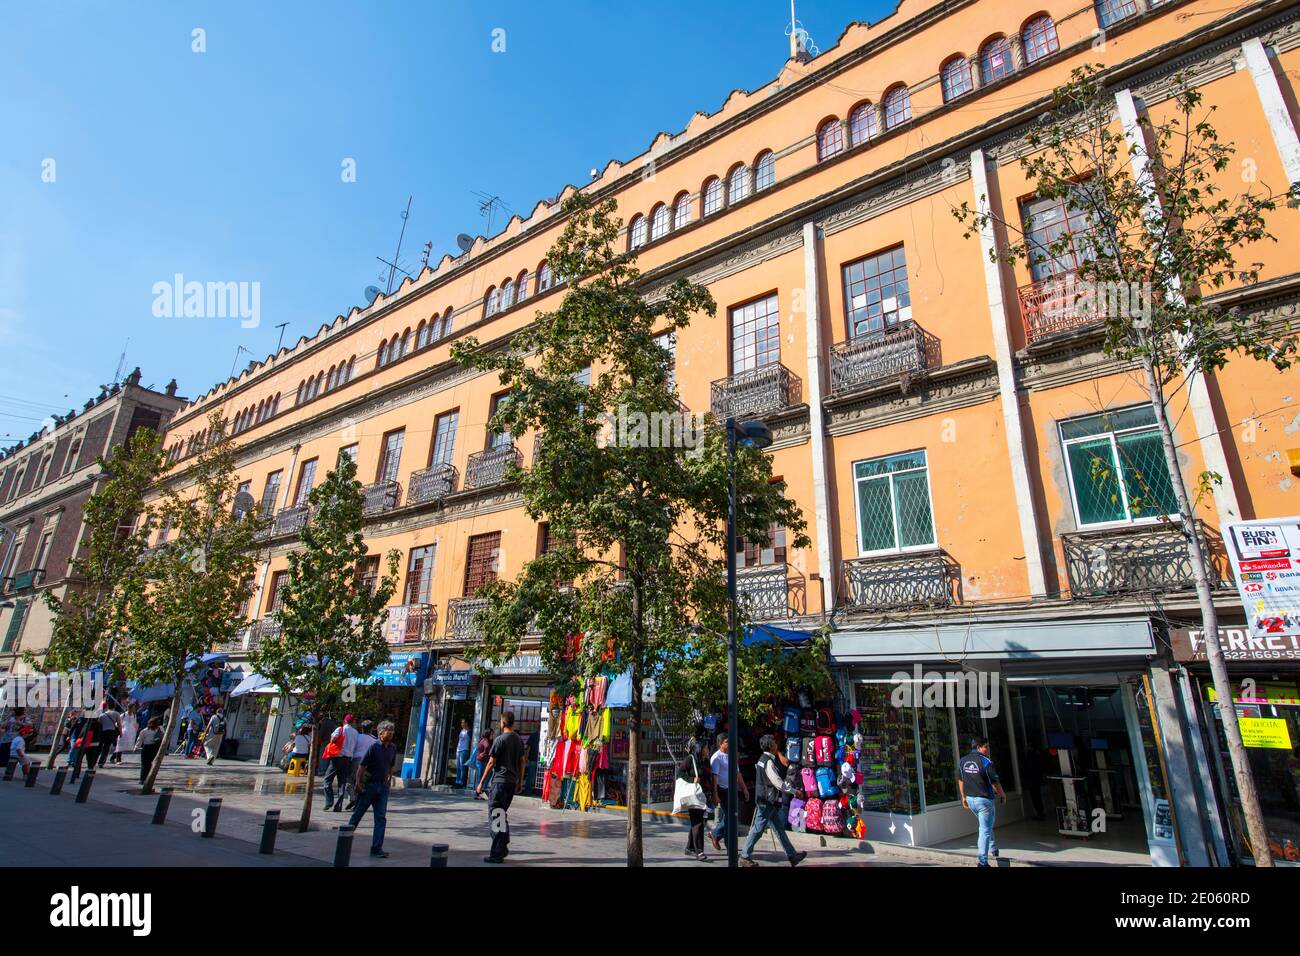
left=1067, top=437, right=1127, bottom=524
left=920, top=705, right=959, bottom=806
left=1116, top=431, right=1178, bottom=518
left=843, top=246, right=910, bottom=338
left=893, top=470, right=935, bottom=547
left=858, top=476, right=897, bottom=552
left=730, top=294, right=780, bottom=372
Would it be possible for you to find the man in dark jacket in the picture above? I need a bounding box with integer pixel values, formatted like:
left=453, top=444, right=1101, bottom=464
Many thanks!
left=739, top=734, right=807, bottom=868
left=958, top=736, right=1007, bottom=866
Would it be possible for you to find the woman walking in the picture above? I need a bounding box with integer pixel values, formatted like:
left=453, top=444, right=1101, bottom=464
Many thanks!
left=136, top=717, right=164, bottom=784
left=112, top=703, right=139, bottom=765
left=678, top=736, right=709, bottom=861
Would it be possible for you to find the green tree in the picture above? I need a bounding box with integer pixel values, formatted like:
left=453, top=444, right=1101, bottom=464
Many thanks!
left=452, top=193, right=807, bottom=866
left=956, top=65, right=1298, bottom=865
left=250, top=453, right=399, bottom=833
left=121, top=412, right=266, bottom=794
left=28, top=428, right=166, bottom=767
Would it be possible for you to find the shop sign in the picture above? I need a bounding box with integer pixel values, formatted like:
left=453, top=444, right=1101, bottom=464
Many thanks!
left=490, top=653, right=545, bottom=676
left=1169, top=626, right=1300, bottom=662
left=1237, top=717, right=1293, bottom=749
left=367, top=652, right=429, bottom=687
left=1225, top=519, right=1300, bottom=638
left=1207, top=681, right=1300, bottom=706
left=426, top=669, right=473, bottom=686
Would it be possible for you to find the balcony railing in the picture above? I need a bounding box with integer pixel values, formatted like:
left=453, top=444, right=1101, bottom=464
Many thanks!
left=840, top=550, right=961, bottom=612
left=447, top=597, right=491, bottom=643
left=1019, top=273, right=1100, bottom=344
left=407, top=462, right=458, bottom=505
left=1061, top=520, right=1227, bottom=598
left=247, top=616, right=281, bottom=651
left=273, top=504, right=310, bottom=536
left=737, top=564, right=799, bottom=621
left=710, top=364, right=801, bottom=420
left=829, top=321, right=934, bottom=395
left=387, top=603, right=437, bottom=644
left=466, top=444, right=521, bottom=490
left=361, top=479, right=402, bottom=516
left=4, top=568, right=45, bottom=594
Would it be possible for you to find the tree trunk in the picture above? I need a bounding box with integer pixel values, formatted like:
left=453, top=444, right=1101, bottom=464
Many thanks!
left=299, top=720, right=318, bottom=833
left=49, top=704, right=71, bottom=770
left=1141, top=359, right=1273, bottom=866
left=627, top=661, right=644, bottom=868
left=141, top=685, right=182, bottom=795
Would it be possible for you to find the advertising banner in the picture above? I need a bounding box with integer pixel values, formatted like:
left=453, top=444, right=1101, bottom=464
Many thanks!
left=1225, top=519, right=1300, bottom=638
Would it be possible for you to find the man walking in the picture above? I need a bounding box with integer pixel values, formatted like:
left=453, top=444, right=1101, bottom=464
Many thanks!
left=475, top=710, right=526, bottom=864
left=708, top=731, right=750, bottom=852
left=323, top=713, right=358, bottom=811
left=958, top=736, right=1007, bottom=867
left=203, top=708, right=226, bottom=765
left=96, top=704, right=121, bottom=768
left=343, top=720, right=376, bottom=812
left=347, top=720, right=397, bottom=859
left=740, top=734, right=807, bottom=867
left=453, top=718, right=472, bottom=789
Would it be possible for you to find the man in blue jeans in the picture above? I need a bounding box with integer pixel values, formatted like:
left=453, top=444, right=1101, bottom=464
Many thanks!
left=348, top=720, right=397, bottom=859
left=708, top=732, right=750, bottom=852
left=740, top=734, right=807, bottom=867
left=454, top=718, right=472, bottom=788
left=958, top=736, right=1007, bottom=867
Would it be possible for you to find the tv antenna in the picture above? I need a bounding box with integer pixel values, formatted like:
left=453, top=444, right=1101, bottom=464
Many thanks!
left=472, top=191, right=513, bottom=236
left=111, top=339, right=130, bottom=385
left=230, top=345, right=253, bottom=379
left=421, top=240, right=432, bottom=271
left=275, top=322, right=290, bottom=353
left=379, top=195, right=414, bottom=295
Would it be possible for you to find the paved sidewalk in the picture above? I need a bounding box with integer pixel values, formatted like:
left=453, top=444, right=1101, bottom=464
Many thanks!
left=1, top=756, right=907, bottom=867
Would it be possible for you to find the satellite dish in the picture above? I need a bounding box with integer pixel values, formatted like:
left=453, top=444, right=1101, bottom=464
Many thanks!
left=364, top=286, right=383, bottom=304
left=233, top=491, right=256, bottom=516
left=456, top=234, right=474, bottom=253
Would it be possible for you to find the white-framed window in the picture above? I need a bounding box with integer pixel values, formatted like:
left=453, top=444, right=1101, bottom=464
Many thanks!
left=853, top=450, right=936, bottom=555
left=754, top=152, right=775, bottom=191
left=650, top=203, right=670, bottom=241
left=673, top=192, right=692, bottom=229
left=654, top=330, right=677, bottom=390
left=629, top=215, right=648, bottom=250
left=1060, top=405, right=1179, bottom=527
left=727, top=164, right=750, bottom=205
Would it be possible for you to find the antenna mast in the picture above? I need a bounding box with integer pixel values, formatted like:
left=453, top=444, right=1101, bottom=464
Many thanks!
left=112, top=339, right=130, bottom=384
left=386, top=195, right=413, bottom=294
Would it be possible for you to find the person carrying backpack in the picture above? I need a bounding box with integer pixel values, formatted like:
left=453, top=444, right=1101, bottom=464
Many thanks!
left=958, top=736, right=1006, bottom=867
left=203, top=708, right=227, bottom=766
left=740, top=734, right=807, bottom=868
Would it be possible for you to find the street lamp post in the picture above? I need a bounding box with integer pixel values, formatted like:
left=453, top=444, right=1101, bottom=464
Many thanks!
left=725, top=415, right=773, bottom=869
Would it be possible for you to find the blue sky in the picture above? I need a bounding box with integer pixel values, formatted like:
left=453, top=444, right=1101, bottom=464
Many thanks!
left=0, top=0, right=897, bottom=445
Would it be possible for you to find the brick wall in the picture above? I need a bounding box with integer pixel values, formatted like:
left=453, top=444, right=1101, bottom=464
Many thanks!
left=77, top=414, right=114, bottom=470
left=46, top=490, right=91, bottom=582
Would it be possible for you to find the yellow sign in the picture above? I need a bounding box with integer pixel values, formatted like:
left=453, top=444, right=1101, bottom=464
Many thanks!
left=1238, top=717, right=1293, bottom=749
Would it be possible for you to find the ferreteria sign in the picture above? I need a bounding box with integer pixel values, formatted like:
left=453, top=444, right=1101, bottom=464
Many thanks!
left=1169, top=626, right=1300, bottom=663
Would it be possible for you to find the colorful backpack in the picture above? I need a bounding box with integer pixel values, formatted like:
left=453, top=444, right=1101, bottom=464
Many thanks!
left=800, top=766, right=818, bottom=799
left=815, top=707, right=835, bottom=735
left=803, top=737, right=817, bottom=766
left=783, top=707, right=800, bottom=735
left=820, top=799, right=844, bottom=834
left=814, top=735, right=835, bottom=767
left=788, top=797, right=807, bottom=832
left=804, top=797, right=824, bottom=833
left=800, top=708, right=816, bottom=736
left=785, top=737, right=802, bottom=763
left=815, top=766, right=840, bottom=799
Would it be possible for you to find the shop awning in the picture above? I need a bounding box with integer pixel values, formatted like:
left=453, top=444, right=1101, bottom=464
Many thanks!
left=129, top=682, right=178, bottom=703
left=743, top=623, right=816, bottom=647
left=830, top=616, right=1155, bottom=665
left=229, top=672, right=277, bottom=697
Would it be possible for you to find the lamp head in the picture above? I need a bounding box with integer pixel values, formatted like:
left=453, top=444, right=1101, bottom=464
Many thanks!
left=737, top=420, right=773, bottom=450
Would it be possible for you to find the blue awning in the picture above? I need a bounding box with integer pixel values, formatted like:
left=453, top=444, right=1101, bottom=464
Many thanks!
left=129, top=682, right=177, bottom=703
left=743, top=623, right=816, bottom=647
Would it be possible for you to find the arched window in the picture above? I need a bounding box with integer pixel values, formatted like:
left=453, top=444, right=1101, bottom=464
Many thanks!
left=416, top=321, right=428, bottom=350
left=271, top=393, right=280, bottom=416
left=940, top=56, right=973, bottom=102
left=979, top=36, right=1014, bottom=85
left=754, top=151, right=775, bottom=191
left=650, top=203, right=670, bottom=241
left=848, top=103, right=877, bottom=146
left=629, top=214, right=647, bottom=249
left=398, top=330, right=410, bottom=359
left=1022, top=15, right=1059, bottom=64
left=537, top=262, right=552, bottom=292
left=315, top=372, right=324, bottom=397
left=297, top=380, right=306, bottom=403
left=484, top=286, right=499, bottom=317
left=702, top=177, right=723, bottom=216
left=727, top=164, right=750, bottom=205
left=441, top=309, right=453, bottom=339
left=327, top=366, right=338, bottom=391
left=817, top=118, right=843, bottom=160
left=344, top=360, right=353, bottom=385
left=377, top=339, right=389, bottom=367
left=501, top=278, right=515, bottom=310
left=1094, top=0, right=1137, bottom=30
left=515, top=270, right=530, bottom=302
left=883, top=86, right=911, bottom=129
left=674, top=191, right=692, bottom=229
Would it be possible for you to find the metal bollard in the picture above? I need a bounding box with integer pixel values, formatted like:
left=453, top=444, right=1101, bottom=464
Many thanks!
left=259, top=810, right=280, bottom=855
left=49, top=768, right=67, bottom=796
left=151, top=787, right=174, bottom=824
left=24, top=765, right=40, bottom=788
left=74, top=769, right=96, bottom=803
left=333, top=825, right=355, bottom=868
left=430, top=843, right=449, bottom=867
left=202, top=798, right=222, bottom=838
left=3, top=759, right=16, bottom=781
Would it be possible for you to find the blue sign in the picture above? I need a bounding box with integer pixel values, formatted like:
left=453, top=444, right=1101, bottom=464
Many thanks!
left=427, top=669, right=473, bottom=686
left=367, top=652, right=429, bottom=687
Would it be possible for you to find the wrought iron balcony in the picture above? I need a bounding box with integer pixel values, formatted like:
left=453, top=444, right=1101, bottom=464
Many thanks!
left=710, top=364, right=801, bottom=420
left=361, top=479, right=402, bottom=516
left=737, top=564, right=797, bottom=621
left=466, top=444, right=521, bottom=490
left=408, top=462, right=458, bottom=505
left=830, top=321, right=934, bottom=395
left=247, top=616, right=281, bottom=651
left=446, top=597, right=491, bottom=643
left=1061, top=520, right=1226, bottom=598
left=840, top=550, right=961, bottom=612
left=387, top=603, right=437, bottom=644
left=273, top=503, right=310, bottom=536
left=4, top=568, right=45, bottom=594
left=1018, top=273, right=1100, bottom=344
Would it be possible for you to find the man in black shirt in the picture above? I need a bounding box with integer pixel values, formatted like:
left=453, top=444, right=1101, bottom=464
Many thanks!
left=348, top=720, right=398, bottom=858
left=957, top=736, right=1007, bottom=867
left=475, top=710, right=527, bottom=864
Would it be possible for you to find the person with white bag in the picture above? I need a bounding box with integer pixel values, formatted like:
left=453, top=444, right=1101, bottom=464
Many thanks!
left=674, top=736, right=710, bottom=861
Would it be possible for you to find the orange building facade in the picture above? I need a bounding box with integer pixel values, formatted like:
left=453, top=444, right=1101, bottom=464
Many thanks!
left=156, top=0, right=1300, bottom=863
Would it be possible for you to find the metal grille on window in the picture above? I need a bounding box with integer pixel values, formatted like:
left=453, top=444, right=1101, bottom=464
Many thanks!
left=1062, top=407, right=1178, bottom=525
left=854, top=451, right=935, bottom=553
left=730, top=294, right=781, bottom=373
left=464, top=532, right=501, bottom=595
left=843, top=246, right=911, bottom=338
